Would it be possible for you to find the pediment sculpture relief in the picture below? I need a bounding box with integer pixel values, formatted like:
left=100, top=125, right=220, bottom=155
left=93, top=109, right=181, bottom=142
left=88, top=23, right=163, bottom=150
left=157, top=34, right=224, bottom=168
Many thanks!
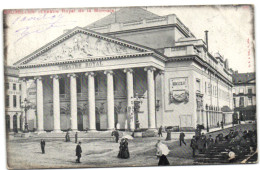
left=27, top=33, right=139, bottom=64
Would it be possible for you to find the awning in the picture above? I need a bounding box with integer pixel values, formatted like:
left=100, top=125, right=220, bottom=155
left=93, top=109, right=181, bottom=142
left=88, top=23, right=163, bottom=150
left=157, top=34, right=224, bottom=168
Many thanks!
left=221, top=106, right=233, bottom=113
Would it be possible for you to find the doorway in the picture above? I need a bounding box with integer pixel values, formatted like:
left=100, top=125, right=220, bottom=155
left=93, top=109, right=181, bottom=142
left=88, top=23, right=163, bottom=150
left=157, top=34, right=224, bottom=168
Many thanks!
left=77, top=111, right=83, bottom=131
left=95, top=109, right=100, bottom=130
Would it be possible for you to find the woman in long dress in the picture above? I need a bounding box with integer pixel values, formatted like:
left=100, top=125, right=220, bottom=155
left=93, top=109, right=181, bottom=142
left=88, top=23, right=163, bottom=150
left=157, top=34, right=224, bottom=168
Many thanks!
left=117, top=138, right=130, bottom=159
left=156, top=140, right=170, bottom=166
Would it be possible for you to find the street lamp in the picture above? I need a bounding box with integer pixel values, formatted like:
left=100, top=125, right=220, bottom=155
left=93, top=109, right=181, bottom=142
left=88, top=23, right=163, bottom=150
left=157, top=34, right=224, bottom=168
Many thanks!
left=131, top=92, right=143, bottom=129
left=21, top=98, right=31, bottom=133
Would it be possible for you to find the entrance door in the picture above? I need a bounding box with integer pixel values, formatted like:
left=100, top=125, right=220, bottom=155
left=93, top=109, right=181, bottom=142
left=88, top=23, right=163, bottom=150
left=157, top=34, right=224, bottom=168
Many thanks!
left=95, top=109, right=100, bottom=130
left=77, top=111, right=83, bottom=131
left=13, top=115, right=18, bottom=133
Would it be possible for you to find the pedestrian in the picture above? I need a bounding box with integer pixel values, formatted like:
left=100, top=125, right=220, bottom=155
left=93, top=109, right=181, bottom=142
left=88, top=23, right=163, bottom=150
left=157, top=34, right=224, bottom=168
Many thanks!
left=112, top=129, right=120, bottom=143
left=65, top=131, right=70, bottom=142
left=156, top=140, right=170, bottom=166
left=75, top=132, right=78, bottom=143
left=197, top=133, right=207, bottom=153
left=221, top=121, right=224, bottom=129
left=165, top=129, right=171, bottom=141
left=206, top=135, right=214, bottom=149
left=40, top=139, right=45, bottom=154
left=117, top=138, right=130, bottom=159
left=179, top=131, right=186, bottom=146
left=190, top=136, right=197, bottom=157
left=75, top=142, right=82, bottom=163
left=158, top=126, right=163, bottom=137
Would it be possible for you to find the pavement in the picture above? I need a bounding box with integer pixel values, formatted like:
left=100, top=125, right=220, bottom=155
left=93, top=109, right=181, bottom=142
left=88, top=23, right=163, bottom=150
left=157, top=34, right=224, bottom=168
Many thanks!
left=6, top=124, right=256, bottom=169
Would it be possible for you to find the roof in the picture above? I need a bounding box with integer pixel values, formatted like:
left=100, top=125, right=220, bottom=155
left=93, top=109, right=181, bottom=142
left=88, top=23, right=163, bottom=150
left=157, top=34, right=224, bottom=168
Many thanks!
left=86, top=7, right=162, bottom=28
left=232, top=72, right=255, bottom=84
left=4, top=66, right=19, bottom=77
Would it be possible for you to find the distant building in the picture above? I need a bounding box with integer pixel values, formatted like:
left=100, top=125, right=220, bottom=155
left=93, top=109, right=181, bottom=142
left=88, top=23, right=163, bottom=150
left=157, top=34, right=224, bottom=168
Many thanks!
left=4, top=66, right=22, bottom=132
left=13, top=7, right=233, bottom=132
left=232, top=72, right=256, bottom=122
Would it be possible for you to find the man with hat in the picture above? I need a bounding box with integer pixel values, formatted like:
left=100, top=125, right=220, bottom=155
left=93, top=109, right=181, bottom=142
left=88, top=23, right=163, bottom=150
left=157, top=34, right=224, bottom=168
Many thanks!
left=76, top=141, right=82, bottom=163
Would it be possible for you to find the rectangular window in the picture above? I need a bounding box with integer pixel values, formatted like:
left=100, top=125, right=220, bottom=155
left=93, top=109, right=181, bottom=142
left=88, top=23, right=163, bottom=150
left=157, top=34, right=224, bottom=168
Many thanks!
left=233, top=98, right=236, bottom=107
left=5, top=83, right=9, bottom=90
left=19, top=84, right=21, bottom=91
left=248, top=88, right=252, bottom=94
left=13, top=83, right=16, bottom=91
left=248, top=97, right=252, bottom=105
left=6, top=95, right=9, bottom=107
left=239, top=97, right=244, bottom=107
left=239, top=88, right=244, bottom=94
left=13, top=95, right=17, bottom=107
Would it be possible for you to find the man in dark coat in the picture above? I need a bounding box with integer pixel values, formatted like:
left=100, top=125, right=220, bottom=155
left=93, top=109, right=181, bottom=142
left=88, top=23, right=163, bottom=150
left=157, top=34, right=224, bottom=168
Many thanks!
left=158, top=126, right=163, bottom=137
left=76, top=142, right=82, bottom=163
left=112, top=129, right=120, bottom=143
left=40, top=139, right=45, bottom=154
left=190, top=136, right=197, bottom=157
left=75, top=132, right=78, bottom=143
left=206, top=135, right=214, bottom=149
left=179, top=131, right=186, bottom=146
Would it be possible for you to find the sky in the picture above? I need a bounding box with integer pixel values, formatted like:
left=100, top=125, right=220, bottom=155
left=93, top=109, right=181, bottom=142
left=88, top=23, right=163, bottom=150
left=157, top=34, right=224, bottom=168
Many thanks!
left=4, top=5, right=254, bottom=73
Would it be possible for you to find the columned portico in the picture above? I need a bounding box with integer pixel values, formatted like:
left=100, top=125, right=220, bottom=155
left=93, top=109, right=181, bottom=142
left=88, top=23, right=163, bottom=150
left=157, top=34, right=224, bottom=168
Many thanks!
left=50, top=75, right=61, bottom=132
left=85, top=72, right=96, bottom=131
left=104, top=70, right=115, bottom=130
left=68, top=73, right=78, bottom=131
left=124, top=68, right=134, bottom=131
left=35, top=76, right=44, bottom=132
left=145, top=67, right=156, bottom=129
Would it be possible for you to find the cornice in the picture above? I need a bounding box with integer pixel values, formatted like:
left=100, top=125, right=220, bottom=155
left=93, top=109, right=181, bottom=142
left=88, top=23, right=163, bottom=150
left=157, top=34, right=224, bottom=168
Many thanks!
left=17, top=52, right=156, bottom=69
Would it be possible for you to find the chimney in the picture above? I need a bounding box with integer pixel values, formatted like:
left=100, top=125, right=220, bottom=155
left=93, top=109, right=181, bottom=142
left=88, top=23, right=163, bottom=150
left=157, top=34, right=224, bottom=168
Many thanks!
left=205, top=30, right=209, bottom=51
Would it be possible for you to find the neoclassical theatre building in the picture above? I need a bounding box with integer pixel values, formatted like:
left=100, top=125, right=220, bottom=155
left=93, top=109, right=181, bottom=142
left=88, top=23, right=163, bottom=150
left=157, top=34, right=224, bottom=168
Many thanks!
left=14, top=8, right=234, bottom=132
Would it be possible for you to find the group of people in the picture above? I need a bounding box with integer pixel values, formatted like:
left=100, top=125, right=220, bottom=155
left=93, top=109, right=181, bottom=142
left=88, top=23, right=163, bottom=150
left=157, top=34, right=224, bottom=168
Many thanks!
left=190, top=126, right=257, bottom=161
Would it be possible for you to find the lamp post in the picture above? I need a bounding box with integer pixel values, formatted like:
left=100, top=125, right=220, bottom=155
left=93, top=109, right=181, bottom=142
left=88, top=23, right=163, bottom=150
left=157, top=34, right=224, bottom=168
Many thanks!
left=131, top=92, right=143, bottom=130
left=206, top=105, right=209, bottom=132
left=21, top=98, right=31, bottom=133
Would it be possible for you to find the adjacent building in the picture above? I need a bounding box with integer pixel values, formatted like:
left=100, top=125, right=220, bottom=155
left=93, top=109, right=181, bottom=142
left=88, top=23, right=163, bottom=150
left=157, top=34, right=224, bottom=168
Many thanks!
left=5, top=66, right=22, bottom=132
left=12, top=7, right=234, bottom=132
left=232, top=72, right=256, bottom=122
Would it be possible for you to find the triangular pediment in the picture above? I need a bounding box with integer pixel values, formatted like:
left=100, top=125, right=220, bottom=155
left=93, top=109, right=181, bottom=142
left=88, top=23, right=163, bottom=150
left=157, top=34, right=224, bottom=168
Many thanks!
left=15, top=27, right=152, bottom=66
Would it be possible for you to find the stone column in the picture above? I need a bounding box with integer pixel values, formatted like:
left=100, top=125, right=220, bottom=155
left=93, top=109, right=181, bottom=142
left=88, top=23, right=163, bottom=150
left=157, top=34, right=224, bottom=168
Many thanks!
left=68, top=73, right=78, bottom=131
left=50, top=75, right=61, bottom=132
left=21, top=78, right=27, bottom=131
left=104, top=70, right=114, bottom=130
left=159, top=71, right=165, bottom=126
left=35, top=76, right=44, bottom=132
left=144, top=67, right=156, bottom=129
left=85, top=72, right=96, bottom=131
left=124, top=68, right=134, bottom=131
